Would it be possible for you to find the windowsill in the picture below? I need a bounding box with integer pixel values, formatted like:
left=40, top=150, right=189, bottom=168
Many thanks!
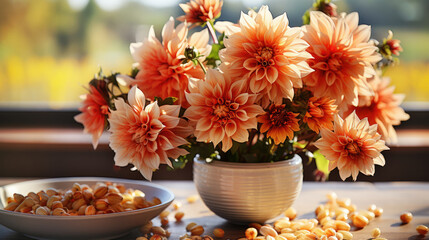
left=0, top=128, right=428, bottom=148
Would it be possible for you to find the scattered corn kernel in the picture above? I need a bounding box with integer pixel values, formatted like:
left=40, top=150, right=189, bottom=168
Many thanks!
left=416, top=225, right=428, bottom=236
left=284, top=207, right=297, bottom=220
left=373, top=208, right=383, bottom=217
left=187, top=195, right=199, bottom=203
left=175, top=211, right=185, bottom=222
left=150, top=226, right=168, bottom=236
left=245, top=227, right=258, bottom=239
left=249, top=223, right=262, bottom=231
left=213, top=228, right=225, bottom=238
left=400, top=212, right=413, bottom=224
left=337, top=231, right=353, bottom=240
left=190, top=225, right=204, bottom=236
left=160, top=217, right=169, bottom=226
left=172, top=201, right=182, bottom=210
left=186, top=222, right=198, bottom=232
left=260, top=225, right=278, bottom=237
left=159, top=210, right=170, bottom=219
left=370, top=227, right=380, bottom=238
left=352, top=214, right=368, bottom=228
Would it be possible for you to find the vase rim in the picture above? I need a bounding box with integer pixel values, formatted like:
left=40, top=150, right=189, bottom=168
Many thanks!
left=194, top=154, right=302, bottom=169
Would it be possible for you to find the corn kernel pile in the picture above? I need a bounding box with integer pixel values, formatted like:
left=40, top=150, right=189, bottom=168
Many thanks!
left=3, top=182, right=161, bottom=216
left=135, top=192, right=428, bottom=240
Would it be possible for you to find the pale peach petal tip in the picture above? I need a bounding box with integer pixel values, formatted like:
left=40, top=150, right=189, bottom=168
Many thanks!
left=108, top=86, right=189, bottom=181
left=315, top=112, right=388, bottom=181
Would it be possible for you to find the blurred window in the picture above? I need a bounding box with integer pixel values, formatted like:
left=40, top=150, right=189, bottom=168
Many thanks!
left=0, top=0, right=428, bottom=109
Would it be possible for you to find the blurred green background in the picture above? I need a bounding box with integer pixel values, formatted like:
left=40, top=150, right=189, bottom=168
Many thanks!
left=0, top=0, right=428, bottom=109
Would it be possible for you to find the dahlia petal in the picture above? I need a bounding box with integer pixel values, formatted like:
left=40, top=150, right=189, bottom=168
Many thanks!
left=373, top=155, right=386, bottom=166
left=144, top=151, right=160, bottom=170
left=128, top=86, right=146, bottom=110
left=160, top=105, right=180, bottom=117
left=239, top=11, right=256, bottom=36
left=339, top=166, right=352, bottom=181
left=351, top=166, right=360, bottom=181
left=158, top=135, right=174, bottom=151
left=242, top=43, right=257, bottom=55
left=266, top=67, right=278, bottom=84
left=130, top=42, right=144, bottom=63
left=113, top=150, right=133, bottom=167
left=242, top=105, right=265, bottom=118
left=345, top=12, right=359, bottom=31
left=272, top=13, right=289, bottom=37
left=234, top=93, right=249, bottom=106
left=221, top=136, right=233, bottom=152
left=196, top=117, right=213, bottom=132
left=256, top=5, right=273, bottom=30
left=243, top=58, right=259, bottom=70
left=240, top=118, right=258, bottom=129
left=167, top=148, right=188, bottom=160
left=210, top=127, right=225, bottom=147
left=225, top=120, right=237, bottom=137
left=185, top=93, right=206, bottom=106
left=260, top=123, right=270, bottom=133
left=139, top=167, right=153, bottom=182
left=162, top=17, right=176, bottom=44
left=189, top=29, right=209, bottom=50
left=146, top=140, right=158, bottom=153
left=145, top=101, right=160, bottom=119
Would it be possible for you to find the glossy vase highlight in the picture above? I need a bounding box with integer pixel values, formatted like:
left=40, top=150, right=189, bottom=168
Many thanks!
left=193, top=155, right=303, bottom=223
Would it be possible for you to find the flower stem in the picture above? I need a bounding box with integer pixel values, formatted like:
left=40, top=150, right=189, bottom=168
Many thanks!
left=196, top=59, right=207, bottom=74
left=207, top=21, right=218, bottom=44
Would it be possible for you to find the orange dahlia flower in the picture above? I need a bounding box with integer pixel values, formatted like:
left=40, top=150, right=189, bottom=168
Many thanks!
left=219, top=5, right=313, bottom=106
left=344, top=76, right=409, bottom=143
left=130, top=17, right=211, bottom=107
left=302, top=11, right=382, bottom=111
left=177, top=0, right=223, bottom=26
left=258, top=104, right=300, bottom=144
left=108, top=86, right=190, bottom=180
left=304, top=96, right=337, bottom=133
left=74, top=85, right=109, bottom=149
left=184, top=69, right=264, bottom=152
left=314, top=112, right=389, bottom=181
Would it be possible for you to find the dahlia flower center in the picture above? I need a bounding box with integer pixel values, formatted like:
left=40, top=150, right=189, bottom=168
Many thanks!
left=309, top=105, right=324, bottom=118
left=256, top=46, right=275, bottom=67
left=132, top=122, right=161, bottom=145
left=345, top=142, right=360, bottom=155
left=327, top=56, right=342, bottom=72
left=100, top=105, right=109, bottom=115
left=213, top=104, right=230, bottom=118
left=212, top=99, right=238, bottom=125
left=269, top=106, right=291, bottom=127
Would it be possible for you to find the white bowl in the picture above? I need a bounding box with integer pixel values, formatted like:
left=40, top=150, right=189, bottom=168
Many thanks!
left=0, top=177, right=174, bottom=240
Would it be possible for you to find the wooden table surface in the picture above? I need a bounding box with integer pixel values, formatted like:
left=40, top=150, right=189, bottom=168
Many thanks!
left=1, top=179, right=428, bottom=240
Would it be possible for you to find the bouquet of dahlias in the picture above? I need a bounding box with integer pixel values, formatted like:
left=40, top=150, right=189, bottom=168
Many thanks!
left=75, top=0, right=409, bottom=181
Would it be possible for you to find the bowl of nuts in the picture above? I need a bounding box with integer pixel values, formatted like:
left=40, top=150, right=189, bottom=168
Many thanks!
left=0, top=177, right=174, bottom=240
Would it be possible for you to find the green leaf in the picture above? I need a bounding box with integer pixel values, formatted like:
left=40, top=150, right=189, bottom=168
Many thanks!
left=302, top=10, right=310, bottom=25
left=313, top=150, right=330, bottom=176
left=205, top=33, right=225, bottom=67
left=154, top=96, right=178, bottom=106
